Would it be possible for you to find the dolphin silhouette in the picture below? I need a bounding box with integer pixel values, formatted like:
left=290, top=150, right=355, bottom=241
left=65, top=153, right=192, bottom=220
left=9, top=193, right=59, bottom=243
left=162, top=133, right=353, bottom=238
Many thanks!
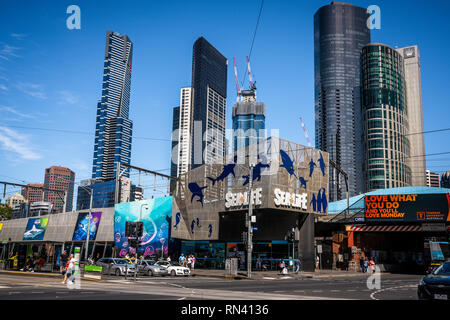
left=318, top=152, right=326, bottom=176
left=309, top=158, right=317, bottom=177
left=299, top=177, right=308, bottom=189
left=242, top=162, right=270, bottom=186
left=188, top=182, right=208, bottom=207
left=206, top=156, right=237, bottom=185
left=208, top=224, right=213, bottom=238
left=191, top=220, right=195, bottom=234
left=173, top=212, right=181, bottom=229
left=280, top=149, right=297, bottom=178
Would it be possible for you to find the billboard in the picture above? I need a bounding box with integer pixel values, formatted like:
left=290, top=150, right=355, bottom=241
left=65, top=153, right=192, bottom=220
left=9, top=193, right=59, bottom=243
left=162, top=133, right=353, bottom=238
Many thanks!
left=23, top=217, right=49, bottom=241
left=365, top=194, right=450, bottom=222
left=114, top=197, right=172, bottom=258
left=72, top=211, right=102, bottom=241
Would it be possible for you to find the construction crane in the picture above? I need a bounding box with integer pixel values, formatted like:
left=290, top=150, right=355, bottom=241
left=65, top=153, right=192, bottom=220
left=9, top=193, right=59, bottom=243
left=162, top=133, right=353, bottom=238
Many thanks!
left=233, top=57, right=240, bottom=102
left=299, top=117, right=312, bottom=147
left=246, top=55, right=256, bottom=91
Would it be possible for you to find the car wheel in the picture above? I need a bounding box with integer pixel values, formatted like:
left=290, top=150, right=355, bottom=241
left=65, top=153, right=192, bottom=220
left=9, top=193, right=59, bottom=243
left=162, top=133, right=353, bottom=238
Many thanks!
left=115, top=268, right=121, bottom=276
left=148, top=270, right=153, bottom=277
left=171, top=270, right=176, bottom=276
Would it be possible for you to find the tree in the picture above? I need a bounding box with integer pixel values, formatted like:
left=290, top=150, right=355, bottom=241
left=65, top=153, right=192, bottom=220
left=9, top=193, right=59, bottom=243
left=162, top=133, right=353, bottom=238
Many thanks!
left=0, top=204, right=12, bottom=220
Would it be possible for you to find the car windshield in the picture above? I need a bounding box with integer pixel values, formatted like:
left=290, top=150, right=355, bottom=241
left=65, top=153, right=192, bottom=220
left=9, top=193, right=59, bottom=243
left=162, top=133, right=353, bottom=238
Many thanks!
left=170, top=262, right=181, bottom=267
left=114, top=259, right=130, bottom=264
left=144, top=260, right=155, bottom=266
left=433, top=262, right=450, bottom=276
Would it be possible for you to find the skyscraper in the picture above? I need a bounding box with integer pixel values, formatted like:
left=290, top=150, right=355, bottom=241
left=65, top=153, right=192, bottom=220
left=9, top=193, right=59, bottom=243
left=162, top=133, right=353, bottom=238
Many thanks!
left=361, top=43, right=411, bottom=191
left=21, top=183, right=44, bottom=204
left=173, top=87, right=193, bottom=177
left=92, top=31, right=133, bottom=181
left=43, top=166, right=75, bottom=213
left=232, top=90, right=266, bottom=153
left=314, top=2, right=370, bottom=201
left=426, top=170, right=440, bottom=188
left=190, top=37, right=227, bottom=168
left=396, top=45, right=426, bottom=186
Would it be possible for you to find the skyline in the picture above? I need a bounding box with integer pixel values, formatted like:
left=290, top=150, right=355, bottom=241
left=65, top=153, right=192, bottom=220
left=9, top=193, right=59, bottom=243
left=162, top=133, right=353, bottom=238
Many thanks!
left=1, top=0, right=450, bottom=203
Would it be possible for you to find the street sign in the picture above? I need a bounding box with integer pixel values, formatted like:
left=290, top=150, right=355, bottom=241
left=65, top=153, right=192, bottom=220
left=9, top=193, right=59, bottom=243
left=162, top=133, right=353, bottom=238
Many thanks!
left=251, top=216, right=256, bottom=223
left=317, top=245, right=322, bottom=254
left=252, top=227, right=258, bottom=231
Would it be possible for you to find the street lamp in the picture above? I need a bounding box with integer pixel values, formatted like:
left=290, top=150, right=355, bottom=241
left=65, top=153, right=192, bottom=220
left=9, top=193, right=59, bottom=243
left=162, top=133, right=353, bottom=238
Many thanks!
left=80, top=186, right=94, bottom=263
left=247, top=163, right=255, bottom=279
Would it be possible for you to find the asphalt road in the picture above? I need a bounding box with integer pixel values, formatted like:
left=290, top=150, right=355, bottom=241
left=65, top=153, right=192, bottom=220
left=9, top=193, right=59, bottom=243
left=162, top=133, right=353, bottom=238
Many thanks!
left=0, top=273, right=422, bottom=300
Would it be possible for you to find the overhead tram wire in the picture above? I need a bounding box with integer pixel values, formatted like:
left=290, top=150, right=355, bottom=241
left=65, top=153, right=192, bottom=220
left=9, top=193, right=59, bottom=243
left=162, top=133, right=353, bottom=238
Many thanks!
left=240, top=0, right=264, bottom=89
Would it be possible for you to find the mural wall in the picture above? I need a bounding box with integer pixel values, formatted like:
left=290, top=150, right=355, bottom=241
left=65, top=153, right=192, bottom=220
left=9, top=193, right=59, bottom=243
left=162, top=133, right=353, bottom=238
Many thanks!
left=23, top=218, right=49, bottom=241
left=72, top=211, right=102, bottom=241
left=114, top=197, right=172, bottom=258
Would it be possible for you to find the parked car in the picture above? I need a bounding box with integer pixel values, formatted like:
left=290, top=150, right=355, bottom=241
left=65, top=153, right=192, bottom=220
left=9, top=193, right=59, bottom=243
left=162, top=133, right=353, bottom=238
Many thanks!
left=96, top=258, right=136, bottom=276
left=138, top=260, right=168, bottom=277
left=155, top=260, right=190, bottom=277
left=418, top=261, right=450, bottom=300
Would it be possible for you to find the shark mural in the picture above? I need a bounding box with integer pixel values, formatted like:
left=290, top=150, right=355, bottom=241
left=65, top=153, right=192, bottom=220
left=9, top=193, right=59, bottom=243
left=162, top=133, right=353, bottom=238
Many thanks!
left=206, top=156, right=237, bottom=185
left=280, top=149, right=297, bottom=178
left=242, top=162, right=270, bottom=186
left=173, top=212, right=181, bottom=229
left=299, top=176, right=308, bottom=189
left=188, top=182, right=207, bottom=207
left=318, top=152, right=326, bottom=176
left=309, top=158, right=317, bottom=177
left=208, top=224, right=213, bottom=238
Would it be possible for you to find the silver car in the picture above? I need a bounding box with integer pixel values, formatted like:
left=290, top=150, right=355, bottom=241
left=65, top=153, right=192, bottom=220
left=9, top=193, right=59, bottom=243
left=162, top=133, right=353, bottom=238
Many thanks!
left=138, top=260, right=168, bottom=277
left=96, top=258, right=136, bottom=276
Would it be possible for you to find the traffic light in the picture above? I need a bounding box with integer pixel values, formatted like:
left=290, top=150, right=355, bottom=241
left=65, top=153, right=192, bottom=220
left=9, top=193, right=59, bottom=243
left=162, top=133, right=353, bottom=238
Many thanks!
left=289, top=231, right=295, bottom=243
left=129, top=238, right=138, bottom=249
left=125, top=221, right=135, bottom=237
left=136, top=221, right=144, bottom=237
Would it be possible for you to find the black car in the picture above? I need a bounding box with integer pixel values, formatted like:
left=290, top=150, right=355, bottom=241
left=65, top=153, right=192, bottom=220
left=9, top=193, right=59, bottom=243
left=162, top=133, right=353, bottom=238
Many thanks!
left=418, top=261, right=450, bottom=300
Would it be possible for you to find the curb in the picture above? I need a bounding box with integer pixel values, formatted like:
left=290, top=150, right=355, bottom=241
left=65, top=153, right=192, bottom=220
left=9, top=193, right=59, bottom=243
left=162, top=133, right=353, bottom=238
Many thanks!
left=0, top=270, right=103, bottom=283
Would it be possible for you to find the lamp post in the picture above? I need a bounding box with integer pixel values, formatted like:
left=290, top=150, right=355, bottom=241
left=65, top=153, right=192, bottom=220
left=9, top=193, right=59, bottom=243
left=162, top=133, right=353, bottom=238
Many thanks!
left=83, top=187, right=93, bottom=263
left=247, top=163, right=254, bottom=279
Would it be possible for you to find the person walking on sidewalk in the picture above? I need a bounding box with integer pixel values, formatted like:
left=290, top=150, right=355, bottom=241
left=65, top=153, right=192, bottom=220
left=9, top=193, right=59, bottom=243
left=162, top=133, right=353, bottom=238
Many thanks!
left=191, top=255, right=195, bottom=270
left=369, top=258, right=375, bottom=274
left=256, top=257, right=262, bottom=271
left=295, top=258, right=301, bottom=274
left=363, top=257, right=369, bottom=273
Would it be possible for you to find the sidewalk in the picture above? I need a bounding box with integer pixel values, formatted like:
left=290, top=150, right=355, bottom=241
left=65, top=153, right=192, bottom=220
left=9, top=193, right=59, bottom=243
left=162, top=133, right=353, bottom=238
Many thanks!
left=190, top=268, right=365, bottom=280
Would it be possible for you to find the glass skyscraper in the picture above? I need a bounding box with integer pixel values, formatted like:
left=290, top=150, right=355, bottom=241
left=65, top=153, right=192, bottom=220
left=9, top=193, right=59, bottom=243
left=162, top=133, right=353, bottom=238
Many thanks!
left=361, top=43, right=411, bottom=190
left=190, top=37, right=227, bottom=168
left=314, top=2, right=370, bottom=201
left=232, top=98, right=265, bottom=153
left=92, top=31, right=133, bottom=181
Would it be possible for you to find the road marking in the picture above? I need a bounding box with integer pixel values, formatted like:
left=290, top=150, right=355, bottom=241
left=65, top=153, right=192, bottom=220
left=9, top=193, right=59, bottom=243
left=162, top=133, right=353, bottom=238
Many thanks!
left=370, top=285, right=417, bottom=300
left=263, top=277, right=275, bottom=280
left=330, top=290, right=341, bottom=292
left=0, top=286, right=10, bottom=289
left=312, top=290, right=323, bottom=293
left=178, top=297, right=186, bottom=300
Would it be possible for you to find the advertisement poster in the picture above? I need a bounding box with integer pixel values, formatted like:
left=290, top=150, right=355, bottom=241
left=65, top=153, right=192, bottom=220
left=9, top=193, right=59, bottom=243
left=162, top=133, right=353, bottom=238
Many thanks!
left=114, top=197, right=172, bottom=258
left=0, top=223, right=3, bottom=232
left=23, top=218, right=49, bottom=241
left=365, top=194, right=450, bottom=222
left=72, top=211, right=102, bottom=241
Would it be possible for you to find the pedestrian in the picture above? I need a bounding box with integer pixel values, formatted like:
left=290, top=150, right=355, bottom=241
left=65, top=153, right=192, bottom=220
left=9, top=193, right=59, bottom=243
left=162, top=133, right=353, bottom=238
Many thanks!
left=295, top=258, right=301, bottom=274
left=256, top=257, right=262, bottom=271
left=60, top=250, right=68, bottom=274
left=67, top=254, right=77, bottom=285
left=191, top=255, right=195, bottom=270
left=63, top=254, right=73, bottom=284
left=369, top=258, right=375, bottom=274
left=315, top=255, right=320, bottom=270
left=179, top=253, right=185, bottom=267
left=281, top=259, right=288, bottom=275
left=167, top=256, right=171, bottom=262
left=187, top=255, right=192, bottom=269
left=359, top=256, right=365, bottom=273
left=363, top=257, right=369, bottom=273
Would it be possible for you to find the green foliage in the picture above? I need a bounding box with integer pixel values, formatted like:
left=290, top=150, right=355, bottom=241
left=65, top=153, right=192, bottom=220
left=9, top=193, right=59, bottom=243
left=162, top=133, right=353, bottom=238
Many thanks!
left=0, top=204, right=12, bottom=220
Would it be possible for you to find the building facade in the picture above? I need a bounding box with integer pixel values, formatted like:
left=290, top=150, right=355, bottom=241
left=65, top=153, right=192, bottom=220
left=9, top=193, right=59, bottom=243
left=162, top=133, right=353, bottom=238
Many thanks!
left=232, top=100, right=266, bottom=153
left=396, top=46, right=426, bottom=186
left=441, top=171, right=450, bottom=188
left=43, top=166, right=75, bottom=213
left=361, top=43, right=411, bottom=191
left=92, top=30, right=133, bottom=181
left=314, top=2, right=371, bottom=201
left=21, top=183, right=44, bottom=204
left=426, top=170, right=441, bottom=188
left=190, top=37, right=227, bottom=168
left=6, top=193, right=26, bottom=207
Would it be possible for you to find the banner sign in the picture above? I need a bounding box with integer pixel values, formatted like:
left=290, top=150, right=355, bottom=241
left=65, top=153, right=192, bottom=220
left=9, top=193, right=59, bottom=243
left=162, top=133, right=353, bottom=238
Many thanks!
left=23, top=218, right=49, bottom=241
left=72, top=211, right=102, bottom=241
left=365, top=194, right=450, bottom=222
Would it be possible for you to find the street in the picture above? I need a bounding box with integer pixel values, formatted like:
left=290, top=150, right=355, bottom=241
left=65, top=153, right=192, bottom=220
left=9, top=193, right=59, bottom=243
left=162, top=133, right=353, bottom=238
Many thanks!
left=0, top=273, right=422, bottom=300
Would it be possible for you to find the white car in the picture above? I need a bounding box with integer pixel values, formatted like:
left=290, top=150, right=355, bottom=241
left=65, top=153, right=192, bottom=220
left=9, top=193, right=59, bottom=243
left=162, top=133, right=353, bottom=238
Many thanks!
left=155, top=261, right=190, bottom=277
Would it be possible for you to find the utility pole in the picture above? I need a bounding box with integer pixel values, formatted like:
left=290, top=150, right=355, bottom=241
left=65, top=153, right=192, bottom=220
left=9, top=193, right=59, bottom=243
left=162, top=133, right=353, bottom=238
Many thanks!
left=247, top=163, right=254, bottom=279
left=84, top=190, right=93, bottom=262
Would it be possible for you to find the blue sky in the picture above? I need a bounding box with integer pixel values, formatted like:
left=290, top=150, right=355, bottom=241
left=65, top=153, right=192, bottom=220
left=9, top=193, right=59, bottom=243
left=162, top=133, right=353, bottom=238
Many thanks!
left=1, top=0, right=449, bottom=201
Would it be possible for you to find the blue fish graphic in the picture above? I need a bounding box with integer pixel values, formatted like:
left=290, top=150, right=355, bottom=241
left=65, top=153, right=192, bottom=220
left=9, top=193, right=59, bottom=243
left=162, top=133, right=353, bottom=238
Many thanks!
left=206, top=156, right=237, bottom=185
left=242, top=162, right=270, bottom=186
left=299, top=177, right=308, bottom=189
left=188, top=182, right=208, bottom=207
left=173, top=212, right=181, bottom=229
left=280, top=149, right=297, bottom=179
left=309, top=158, right=317, bottom=177
left=208, top=224, right=213, bottom=238
left=319, top=188, right=328, bottom=213
left=311, top=193, right=317, bottom=212
left=196, top=217, right=201, bottom=228
left=191, top=220, right=195, bottom=234
left=318, top=152, right=326, bottom=176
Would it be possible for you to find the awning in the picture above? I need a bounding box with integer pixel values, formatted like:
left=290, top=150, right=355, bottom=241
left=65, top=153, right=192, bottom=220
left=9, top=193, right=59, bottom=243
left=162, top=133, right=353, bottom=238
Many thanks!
left=346, top=225, right=422, bottom=232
